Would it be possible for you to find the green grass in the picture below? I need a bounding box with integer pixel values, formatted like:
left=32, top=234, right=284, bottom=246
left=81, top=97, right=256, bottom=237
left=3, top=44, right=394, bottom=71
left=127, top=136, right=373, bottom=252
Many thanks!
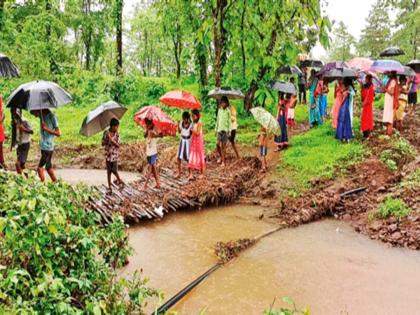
left=377, top=196, right=411, bottom=219
left=278, top=120, right=365, bottom=196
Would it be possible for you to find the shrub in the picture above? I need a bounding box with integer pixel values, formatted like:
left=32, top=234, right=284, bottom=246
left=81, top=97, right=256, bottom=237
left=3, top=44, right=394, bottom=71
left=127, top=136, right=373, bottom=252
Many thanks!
left=377, top=196, right=411, bottom=219
left=0, top=171, right=158, bottom=313
left=264, top=297, right=310, bottom=315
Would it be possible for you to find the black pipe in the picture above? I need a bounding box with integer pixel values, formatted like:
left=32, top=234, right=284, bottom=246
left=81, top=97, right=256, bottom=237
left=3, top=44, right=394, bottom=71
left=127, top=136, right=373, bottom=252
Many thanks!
left=339, top=186, right=367, bottom=198
left=154, top=263, right=222, bottom=315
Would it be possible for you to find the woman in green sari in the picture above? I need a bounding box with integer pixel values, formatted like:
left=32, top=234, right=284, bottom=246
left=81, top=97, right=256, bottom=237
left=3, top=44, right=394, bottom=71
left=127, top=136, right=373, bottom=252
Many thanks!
left=308, top=70, right=322, bottom=127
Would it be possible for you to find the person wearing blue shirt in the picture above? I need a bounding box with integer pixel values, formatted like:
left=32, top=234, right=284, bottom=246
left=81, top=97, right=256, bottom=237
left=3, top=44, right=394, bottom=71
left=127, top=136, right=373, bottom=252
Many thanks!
left=31, top=109, right=61, bottom=182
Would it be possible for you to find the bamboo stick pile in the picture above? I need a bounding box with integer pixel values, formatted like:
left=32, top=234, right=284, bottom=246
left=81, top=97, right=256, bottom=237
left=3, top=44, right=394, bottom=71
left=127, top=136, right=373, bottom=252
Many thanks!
left=87, top=157, right=262, bottom=223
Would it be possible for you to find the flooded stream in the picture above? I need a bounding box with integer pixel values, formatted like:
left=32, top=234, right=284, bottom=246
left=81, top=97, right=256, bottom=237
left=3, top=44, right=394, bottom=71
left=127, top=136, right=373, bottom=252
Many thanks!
left=123, top=205, right=420, bottom=315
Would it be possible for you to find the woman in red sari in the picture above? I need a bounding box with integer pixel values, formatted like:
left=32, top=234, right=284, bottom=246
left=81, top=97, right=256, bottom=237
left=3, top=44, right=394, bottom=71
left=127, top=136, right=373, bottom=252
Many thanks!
left=360, top=74, right=375, bottom=138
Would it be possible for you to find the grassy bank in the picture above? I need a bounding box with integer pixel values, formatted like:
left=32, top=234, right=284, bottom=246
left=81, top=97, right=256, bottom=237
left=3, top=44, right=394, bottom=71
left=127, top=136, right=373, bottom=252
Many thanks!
left=278, top=120, right=365, bottom=197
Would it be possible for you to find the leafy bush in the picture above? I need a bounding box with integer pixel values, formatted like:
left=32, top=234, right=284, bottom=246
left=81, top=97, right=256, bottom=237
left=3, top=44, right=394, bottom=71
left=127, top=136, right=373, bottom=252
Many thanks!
left=380, top=137, right=416, bottom=171
left=264, top=297, right=310, bottom=315
left=0, top=171, right=158, bottom=313
left=377, top=196, right=411, bottom=219
left=400, top=169, right=420, bottom=189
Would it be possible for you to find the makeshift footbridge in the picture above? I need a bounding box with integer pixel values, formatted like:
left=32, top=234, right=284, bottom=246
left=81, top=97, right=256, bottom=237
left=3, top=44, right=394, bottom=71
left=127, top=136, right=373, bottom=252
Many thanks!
left=87, top=157, right=261, bottom=223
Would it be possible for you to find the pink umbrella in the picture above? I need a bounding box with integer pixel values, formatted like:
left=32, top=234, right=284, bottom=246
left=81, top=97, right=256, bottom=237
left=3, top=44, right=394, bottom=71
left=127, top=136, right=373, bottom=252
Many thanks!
left=348, top=57, right=374, bottom=71
left=133, top=105, right=177, bottom=136
left=369, top=59, right=404, bottom=73
left=160, top=90, right=202, bottom=110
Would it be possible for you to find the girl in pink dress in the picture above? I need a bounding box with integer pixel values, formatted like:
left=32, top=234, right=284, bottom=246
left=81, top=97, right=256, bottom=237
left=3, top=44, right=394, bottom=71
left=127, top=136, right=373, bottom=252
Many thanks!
left=332, top=80, right=345, bottom=129
left=188, top=109, right=205, bottom=180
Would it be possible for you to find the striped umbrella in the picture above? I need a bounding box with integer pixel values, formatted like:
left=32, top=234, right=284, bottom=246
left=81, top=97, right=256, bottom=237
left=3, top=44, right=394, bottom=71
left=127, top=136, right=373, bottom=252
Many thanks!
left=369, top=60, right=404, bottom=74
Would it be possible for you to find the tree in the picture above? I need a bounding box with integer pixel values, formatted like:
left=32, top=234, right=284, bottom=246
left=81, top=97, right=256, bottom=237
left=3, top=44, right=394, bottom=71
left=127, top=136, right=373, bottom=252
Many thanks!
left=327, top=21, right=356, bottom=61
left=114, top=0, right=123, bottom=75
left=389, top=0, right=419, bottom=60
left=358, top=0, right=391, bottom=57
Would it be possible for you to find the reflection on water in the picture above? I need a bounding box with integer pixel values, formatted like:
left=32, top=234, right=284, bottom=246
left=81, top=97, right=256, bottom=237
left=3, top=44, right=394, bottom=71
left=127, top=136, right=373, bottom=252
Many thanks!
left=122, top=205, right=420, bottom=315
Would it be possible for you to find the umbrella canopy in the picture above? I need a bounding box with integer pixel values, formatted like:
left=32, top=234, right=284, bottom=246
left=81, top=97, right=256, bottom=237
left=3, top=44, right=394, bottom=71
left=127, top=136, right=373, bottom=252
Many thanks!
left=368, top=59, right=404, bottom=74
left=319, top=61, right=350, bottom=75
left=379, top=47, right=405, bottom=57
left=276, top=65, right=302, bottom=75
left=80, top=101, right=127, bottom=137
left=160, top=90, right=202, bottom=110
left=7, top=80, right=72, bottom=111
left=0, top=53, right=19, bottom=78
left=323, top=68, right=358, bottom=80
left=397, top=66, right=416, bottom=78
left=133, top=105, right=177, bottom=136
left=250, top=107, right=281, bottom=136
left=348, top=57, right=374, bottom=71
left=208, top=87, right=245, bottom=100
left=270, top=81, right=297, bottom=95
left=300, top=59, right=324, bottom=68
left=406, top=60, right=420, bottom=73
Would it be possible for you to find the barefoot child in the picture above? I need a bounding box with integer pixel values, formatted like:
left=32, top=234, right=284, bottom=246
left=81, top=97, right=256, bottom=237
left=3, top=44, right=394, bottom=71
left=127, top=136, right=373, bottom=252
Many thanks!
left=177, top=111, right=192, bottom=178
left=103, top=118, right=124, bottom=193
left=12, top=110, right=33, bottom=175
left=259, top=127, right=268, bottom=172
left=188, top=110, right=205, bottom=180
left=215, top=96, right=231, bottom=167
left=144, top=118, right=161, bottom=189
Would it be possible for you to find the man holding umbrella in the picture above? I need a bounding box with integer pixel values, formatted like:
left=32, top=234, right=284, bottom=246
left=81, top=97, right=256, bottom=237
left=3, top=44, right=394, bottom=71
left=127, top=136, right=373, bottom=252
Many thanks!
left=31, top=109, right=60, bottom=182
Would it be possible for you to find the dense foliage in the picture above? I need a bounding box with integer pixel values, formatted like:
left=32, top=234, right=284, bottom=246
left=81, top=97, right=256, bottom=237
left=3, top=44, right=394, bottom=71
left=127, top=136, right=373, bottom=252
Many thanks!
left=0, top=171, right=159, bottom=313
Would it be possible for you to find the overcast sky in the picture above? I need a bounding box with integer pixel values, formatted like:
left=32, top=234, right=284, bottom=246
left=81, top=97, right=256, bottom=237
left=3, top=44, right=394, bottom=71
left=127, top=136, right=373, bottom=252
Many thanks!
left=124, top=0, right=377, bottom=58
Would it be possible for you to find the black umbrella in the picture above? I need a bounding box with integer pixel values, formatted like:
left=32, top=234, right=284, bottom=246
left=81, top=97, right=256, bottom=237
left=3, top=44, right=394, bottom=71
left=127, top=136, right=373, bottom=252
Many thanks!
left=7, top=80, right=72, bottom=111
left=0, top=53, right=19, bottom=78
left=406, top=60, right=420, bottom=73
left=208, top=87, right=245, bottom=100
left=323, top=68, right=358, bottom=81
left=300, top=59, right=324, bottom=68
left=379, top=47, right=405, bottom=57
left=276, top=65, right=302, bottom=75
left=270, top=81, right=297, bottom=95
left=397, top=66, right=416, bottom=78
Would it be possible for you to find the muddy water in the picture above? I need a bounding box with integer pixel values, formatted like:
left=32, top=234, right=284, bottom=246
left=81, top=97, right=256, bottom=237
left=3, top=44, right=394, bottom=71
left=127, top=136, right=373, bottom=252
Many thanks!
left=124, top=205, right=420, bottom=315
left=56, top=168, right=138, bottom=185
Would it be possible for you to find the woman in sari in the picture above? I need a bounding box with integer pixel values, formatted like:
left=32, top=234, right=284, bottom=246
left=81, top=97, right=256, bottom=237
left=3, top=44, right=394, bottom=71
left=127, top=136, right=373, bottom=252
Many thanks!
left=395, top=75, right=408, bottom=132
left=382, top=71, right=399, bottom=136
left=332, top=79, right=345, bottom=129
left=274, top=92, right=288, bottom=151
left=319, top=78, right=329, bottom=122
left=308, top=71, right=323, bottom=127
left=360, top=74, right=375, bottom=138
left=336, top=78, right=354, bottom=143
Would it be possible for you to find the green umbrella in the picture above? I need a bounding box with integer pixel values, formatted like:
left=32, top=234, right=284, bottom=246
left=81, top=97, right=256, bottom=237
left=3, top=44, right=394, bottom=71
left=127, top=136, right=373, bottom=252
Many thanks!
left=250, top=107, right=280, bottom=136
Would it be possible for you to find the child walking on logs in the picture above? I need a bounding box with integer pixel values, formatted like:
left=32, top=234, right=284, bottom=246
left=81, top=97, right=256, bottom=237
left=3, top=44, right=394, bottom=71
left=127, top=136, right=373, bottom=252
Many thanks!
left=177, top=111, right=192, bottom=178
left=188, top=109, right=205, bottom=180
left=258, top=127, right=268, bottom=172
left=215, top=96, right=231, bottom=167
left=11, top=109, right=33, bottom=175
left=144, top=118, right=161, bottom=190
left=103, top=118, right=124, bottom=194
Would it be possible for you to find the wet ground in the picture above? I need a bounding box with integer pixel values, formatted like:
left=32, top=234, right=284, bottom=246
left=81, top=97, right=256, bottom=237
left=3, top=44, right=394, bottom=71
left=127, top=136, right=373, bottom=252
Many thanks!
left=122, top=205, right=420, bottom=315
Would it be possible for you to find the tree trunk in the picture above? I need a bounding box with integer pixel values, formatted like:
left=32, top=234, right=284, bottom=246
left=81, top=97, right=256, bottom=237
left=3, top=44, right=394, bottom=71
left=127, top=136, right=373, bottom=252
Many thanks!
left=196, top=43, right=208, bottom=86
left=240, top=0, right=246, bottom=77
left=115, top=0, right=123, bottom=75
left=0, top=0, right=5, bottom=32
left=173, top=23, right=182, bottom=79
left=45, top=0, right=58, bottom=74
left=212, top=0, right=228, bottom=88
left=412, top=0, right=418, bottom=59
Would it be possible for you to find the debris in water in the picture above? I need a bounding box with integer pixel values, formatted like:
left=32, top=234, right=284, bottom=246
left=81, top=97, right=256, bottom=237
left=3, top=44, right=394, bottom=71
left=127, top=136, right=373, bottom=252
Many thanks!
left=214, top=238, right=256, bottom=264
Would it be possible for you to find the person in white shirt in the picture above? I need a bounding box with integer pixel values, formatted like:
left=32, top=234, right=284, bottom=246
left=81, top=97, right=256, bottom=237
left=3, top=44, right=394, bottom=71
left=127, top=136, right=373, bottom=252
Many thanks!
left=12, top=110, right=33, bottom=175
left=144, top=118, right=162, bottom=190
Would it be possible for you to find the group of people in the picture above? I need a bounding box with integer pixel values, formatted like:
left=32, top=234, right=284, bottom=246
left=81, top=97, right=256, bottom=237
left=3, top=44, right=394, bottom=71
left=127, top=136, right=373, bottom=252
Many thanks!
left=104, top=96, right=242, bottom=192
left=0, top=102, right=61, bottom=183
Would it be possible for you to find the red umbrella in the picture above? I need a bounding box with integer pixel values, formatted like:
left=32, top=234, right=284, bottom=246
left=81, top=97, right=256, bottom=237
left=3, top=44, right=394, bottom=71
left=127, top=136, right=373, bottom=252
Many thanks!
left=133, top=106, right=177, bottom=136
left=348, top=57, right=374, bottom=71
left=160, top=90, right=201, bottom=110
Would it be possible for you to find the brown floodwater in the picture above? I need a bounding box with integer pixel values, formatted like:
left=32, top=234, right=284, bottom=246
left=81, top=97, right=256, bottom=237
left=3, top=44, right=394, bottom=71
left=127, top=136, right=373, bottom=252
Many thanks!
left=122, top=205, right=420, bottom=315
